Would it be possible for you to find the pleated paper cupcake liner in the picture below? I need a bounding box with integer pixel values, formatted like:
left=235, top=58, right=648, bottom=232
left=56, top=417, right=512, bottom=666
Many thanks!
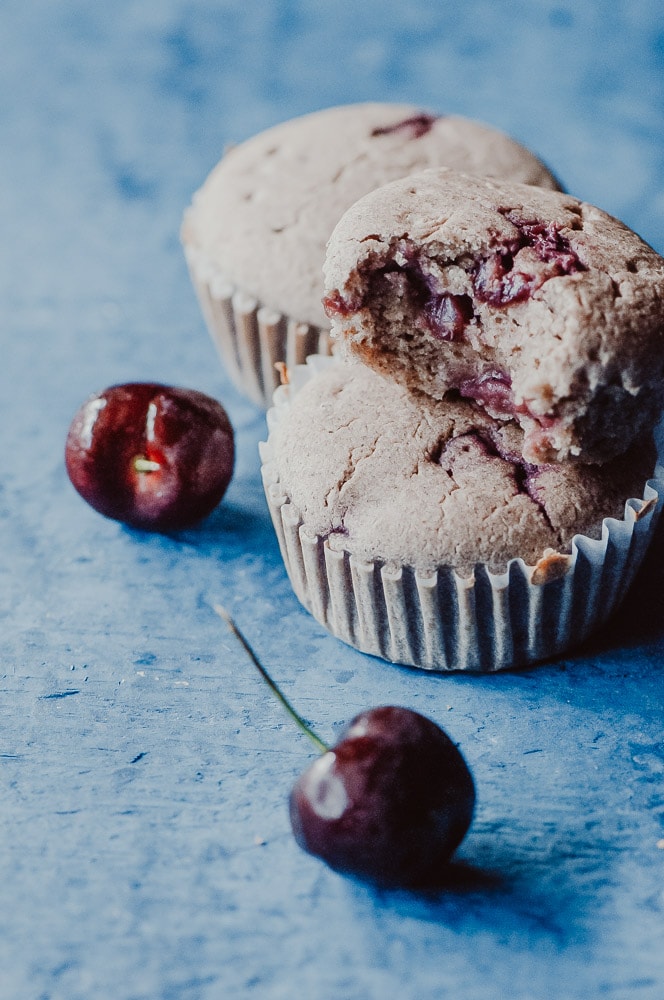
left=182, top=233, right=333, bottom=408
left=259, top=355, right=664, bottom=673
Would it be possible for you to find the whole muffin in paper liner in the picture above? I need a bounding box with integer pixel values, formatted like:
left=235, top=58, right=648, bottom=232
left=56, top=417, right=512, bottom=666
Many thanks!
left=182, top=103, right=561, bottom=407
left=260, top=357, right=662, bottom=672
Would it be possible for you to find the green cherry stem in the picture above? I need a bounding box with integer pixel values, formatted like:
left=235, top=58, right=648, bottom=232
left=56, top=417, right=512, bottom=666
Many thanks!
left=213, top=604, right=329, bottom=754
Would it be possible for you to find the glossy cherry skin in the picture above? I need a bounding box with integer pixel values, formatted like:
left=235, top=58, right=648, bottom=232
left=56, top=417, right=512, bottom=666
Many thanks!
left=65, top=382, right=235, bottom=531
left=289, top=706, right=475, bottom=888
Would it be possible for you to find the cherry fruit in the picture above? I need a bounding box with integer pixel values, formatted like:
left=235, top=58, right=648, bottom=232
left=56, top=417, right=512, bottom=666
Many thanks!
left=290, top=706, right=475, bottom=887
left=215, top=607, right=475, bottom=889
left=65, top=383, right=235, bottom=531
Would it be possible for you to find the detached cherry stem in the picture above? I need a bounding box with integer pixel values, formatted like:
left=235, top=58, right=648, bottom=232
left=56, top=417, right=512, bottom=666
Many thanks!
left=214, top=604, right=329, bottom=754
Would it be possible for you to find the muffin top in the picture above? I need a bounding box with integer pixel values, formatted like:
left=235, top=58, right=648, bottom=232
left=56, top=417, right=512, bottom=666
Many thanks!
left=182, top=103, right=560, bottom=329
left=323, top=168, right=664, bottom=465
left=269, top=362, right=655, bottom=576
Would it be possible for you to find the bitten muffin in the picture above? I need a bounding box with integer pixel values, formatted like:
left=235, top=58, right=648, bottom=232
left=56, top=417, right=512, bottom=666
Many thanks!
left=182, top=103, right=561, bottom=406
left=323, top=168, right=664, bottom=465
left=261, top=359, right=662, bottom=671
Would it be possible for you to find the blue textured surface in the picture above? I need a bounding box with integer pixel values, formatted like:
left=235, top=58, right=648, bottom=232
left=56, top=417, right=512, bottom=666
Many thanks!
left=1, top=3, right=664, bottom=998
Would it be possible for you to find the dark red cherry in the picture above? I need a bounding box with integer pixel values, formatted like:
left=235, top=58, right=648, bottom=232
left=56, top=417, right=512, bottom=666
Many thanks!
left=65, top=382, right=235, bottom=531
left=289, top=706, right=475, bottom=888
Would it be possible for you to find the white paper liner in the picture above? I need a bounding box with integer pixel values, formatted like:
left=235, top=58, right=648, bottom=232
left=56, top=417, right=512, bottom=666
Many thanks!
left=182, top=227, right=333, bottom=408
left=260, top=355, right=664, bottom=672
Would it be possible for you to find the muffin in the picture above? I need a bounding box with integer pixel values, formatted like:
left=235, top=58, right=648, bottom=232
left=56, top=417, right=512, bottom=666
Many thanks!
left=260, top=358, right=662, bottom=672
left=182, top=103, right=561, bottom=406
left=323, top=168, right=664, bottom=465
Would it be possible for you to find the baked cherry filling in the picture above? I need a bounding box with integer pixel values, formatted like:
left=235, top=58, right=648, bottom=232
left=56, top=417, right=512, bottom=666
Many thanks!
left=456, top=370, right=561, bottom=458
left=459, top=369, right=515, bottom=418
left=434, top=430, right=550, bottom=517
left=322, top=288, right=357, bottom=318
left=425, top=291, right=474, bottom=341
left=370, top=113, right=439, bottom=139
left=383, top=261, right=475, bottom=340
left=324, top=217, right=585, bottom=453
left=473, top=213, right=586, bottom=306
left=324, top=214, right=584, bottom=335
left=324, top=261, right=474, bottom=341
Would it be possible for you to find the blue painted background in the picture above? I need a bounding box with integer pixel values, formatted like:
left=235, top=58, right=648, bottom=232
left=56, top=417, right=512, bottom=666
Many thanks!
left=1, top=2, right=664, bottom=998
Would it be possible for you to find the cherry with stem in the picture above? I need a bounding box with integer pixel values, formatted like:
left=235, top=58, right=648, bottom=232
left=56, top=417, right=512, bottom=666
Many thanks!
left=214, top=604, right=476, bottom=889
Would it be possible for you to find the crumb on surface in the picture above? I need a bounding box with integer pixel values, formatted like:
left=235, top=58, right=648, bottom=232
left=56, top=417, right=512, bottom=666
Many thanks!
left=531, top=548, right=573, bottom=585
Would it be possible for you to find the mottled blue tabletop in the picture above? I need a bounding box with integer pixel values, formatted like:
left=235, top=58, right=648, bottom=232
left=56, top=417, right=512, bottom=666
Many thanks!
left=2, top=3, right=664, bottom=998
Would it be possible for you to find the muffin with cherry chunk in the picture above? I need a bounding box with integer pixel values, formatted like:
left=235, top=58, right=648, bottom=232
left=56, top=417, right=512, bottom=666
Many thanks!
left=323, top=167, right=664, bottom=465
left=65, top=383, right=234, bottom=531
left=260, top=357, right=662, bottom=671
left=182, top=102, right=561, bottom=407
